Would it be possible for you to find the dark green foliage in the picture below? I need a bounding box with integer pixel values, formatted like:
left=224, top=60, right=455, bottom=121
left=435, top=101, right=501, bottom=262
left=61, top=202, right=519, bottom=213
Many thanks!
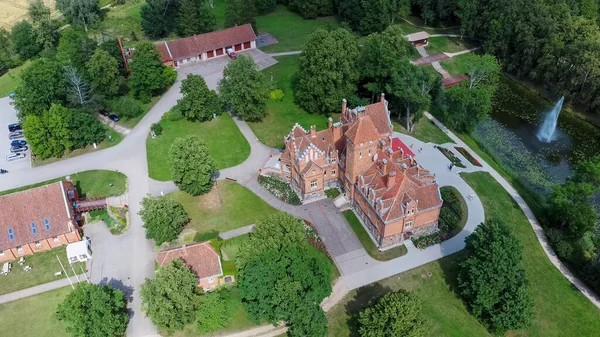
left=218, top=55, right=269, bottom=121
left=11, top=21, right=42, bottom=60
left=169, top=136, right=217, bottom=195
left=225, top=0, right=257, bottom=28
left=87, top=49, right=122, bottom=98
left=56, top=0, right=100, bottom=31
left=339, top=0, right=410, bottom=35
left=412, top=232, right=442, bottom=249
left=178, top=74, right=220, bottom=121
left=288, top=0, right=334, bottom=19
left=237, top=214, right=332, bottom=336
left=56, top=283, right=128, bottom=337
left=109, top=97, right=143, bottom=119
left=141, top=259, right=202, bottom=332
left=15, top=58, right=67, bottom=116
left=358, top=289, right=426, bottom=337
left=547, top=181, right=597, bottom=235
left=295, top=28, right=359, bottom=114
left=196, top=292, right=229, bottom=334
left=459, top=219, right=533, bottom=334
left=57, top=29, right=97, bottom=71
left=28, top=0, right=56, bottom=50
left=257, top=175, right=301, bottom=205
left=69, top=110, right=107, bottom=149
left=176, top=0, right=216, bottom=37
left=99, top=39, right=127, bottom=76
left=139, top=195, right=190, bottom=245
left=255, top=0, right=277, bottom=12
left=129, top=41, right=169, bottom=101
left=141, top=0, right=180, bottom=38
left=151, top=122, right=163, bottom=136
left=0, top=28, right=21, bottom=68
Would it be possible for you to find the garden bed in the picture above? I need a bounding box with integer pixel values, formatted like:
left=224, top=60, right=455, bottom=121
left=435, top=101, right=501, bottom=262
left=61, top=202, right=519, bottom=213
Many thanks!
left=257, top=174, right=301, bottom=205
left=455, top=147, right=482, bottom=166
left=435, top=146, right=466, bottom=168
left=324, top=188, right=341, bottom=199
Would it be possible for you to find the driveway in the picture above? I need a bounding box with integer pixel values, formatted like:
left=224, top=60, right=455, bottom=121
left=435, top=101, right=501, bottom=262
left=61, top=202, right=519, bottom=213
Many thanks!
left=0, top=97, right=29, bottom=172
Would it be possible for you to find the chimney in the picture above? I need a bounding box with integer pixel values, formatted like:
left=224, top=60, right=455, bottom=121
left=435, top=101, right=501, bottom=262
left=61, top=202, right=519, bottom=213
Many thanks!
left=380, top=93, right=385, bottom=102
left=386, top=171, right=396, bottom=189
left=310, top=125, right=316, bottom=138
left=381, top=159, right=388, bottom=175
left=341, top=98, right=347, bottom=116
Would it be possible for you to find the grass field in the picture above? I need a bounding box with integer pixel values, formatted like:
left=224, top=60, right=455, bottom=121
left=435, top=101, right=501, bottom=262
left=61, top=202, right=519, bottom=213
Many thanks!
left=221, top=234, right=249, bottom=261
left=343, top=211, right=407, bottom=261
left=425, top=36, right=478, bottom=55
left=328, top=171, right=600, bottom=336
left=0, top=169, right=127, bottom=197
left=0, top=286, right=71, bottom=337
left=168, top=181, right=278, bottom=237
left=0, top=61, right=32, bottom=98
left=394, top=118, right=454, bottom=144
left=257, top=5, right=341, bottom=53
left=92, top=1, right=147, bottom=47
left=147, top=113, right=250, bottom=181
left=249, top=55, right=335, bottom=148
left=0, top=248, right=84, bottom=296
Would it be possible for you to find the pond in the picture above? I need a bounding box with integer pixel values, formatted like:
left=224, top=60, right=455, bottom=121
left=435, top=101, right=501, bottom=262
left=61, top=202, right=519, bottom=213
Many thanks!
left=470, top=76, right=600, bottom=196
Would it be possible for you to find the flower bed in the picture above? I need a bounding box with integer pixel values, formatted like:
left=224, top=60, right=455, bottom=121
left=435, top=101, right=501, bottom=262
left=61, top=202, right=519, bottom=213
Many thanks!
left=303, top=220, right=327, bottom=253
left=435, top=146, right=466, bottom=168
left=414, top=187, right=467, bottom=249
left=455, top=147, right=482, bottom=166
left=412, top=232, right=442, bottom=249
left=257, top=174, right=301, bottom=205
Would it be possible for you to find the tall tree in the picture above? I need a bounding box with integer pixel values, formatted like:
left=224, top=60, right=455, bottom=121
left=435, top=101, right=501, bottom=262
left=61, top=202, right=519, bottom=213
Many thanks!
left=176, top=0, right=216, bottom=36
left=0, top=28, right=20, bottom=68
left=196, top=292, right=229, bottom=334
left=218, top=55, right=269, bottom=121
left=28, top=0, right=55, bottom=50
left=65, top=66, right=93, bottom=106
left=15, top=58, right=67, bottom=116
left=580, top=0, right=598, bottom=21
left=255, top=0, right=276, bottom=12
left=56, top=283, right=129, bottom=337
left=11, top=21, right=42, bottom=60
left=139, top=195, right=189, bottom=245
left=295, top=28, right=360, bottom=114
left=224, top=0, right=257, bottom=28
left=339, top=0, right=410, bottom=34
left=547, top=181, right=597, bottom=236
left=56, top=0, right=100, bottom=32
left=169, top=136, right=217, bottom=195
left=129, top=41, right=168, bottom=101
left=56, top=29, right=98, bottom=71
left=69, top=111, right=106, bottom=149
left=358, top=290, right=427, bottom=337
left=141, top=259, right=202, bottom=333
left=140, top=0, right=180, bottom=38
left=99, top=39, right=127, bottom=76
left=23, top=104, right=72, bottom=158
left=288, top=0, right=334, bottom=18
left=178, top=74, right=220, bottom=121
left=87, top=49, right=122, bottom=98
left=459, top=219, right=533, bottom=334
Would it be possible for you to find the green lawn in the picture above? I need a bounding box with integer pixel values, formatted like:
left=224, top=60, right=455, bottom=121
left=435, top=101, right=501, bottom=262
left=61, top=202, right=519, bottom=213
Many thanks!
left=168, top=181, right=278, bottom=237
left=440, top=51, right=486, bottom=77
left=343, top=211, right=407, bottom=261
left=394, top=118, right=454, bottom=144
left=0, top=170, right=127, bottom=197
left=119, top=95, right=161, bottom=129
left=91, top=1, right=147, bottom=48
left=220, top=234, right=249, bottom=261
left=257, top=6, right=341, bottom=53
left=249, top=55, right=335, bottom=148
left=0, top=286, right=71, bottom=337
left=0, top=248, right=84, bottom=296
left=32, top=128, right=123, bottom=167
left=425, top=36, right=478, bottom=55
left=0, top=61, right=32, bottom=97
left=147, top=113, right=250, bottom=181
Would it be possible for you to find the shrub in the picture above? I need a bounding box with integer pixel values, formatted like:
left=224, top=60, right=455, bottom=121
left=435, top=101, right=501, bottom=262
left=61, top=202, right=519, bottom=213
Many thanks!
left=269, top=89, right=284, bottom=101
left=556, top=241, right=574, bottom=260
left=165, top=106, right=183, bottom=121
left=110, top=96, right=143, bottom=119
left=412, top=232, right=442, bottom=249
left=151, top=122, right=163, bottom=136
left=257, top=174, right=301, bottom=205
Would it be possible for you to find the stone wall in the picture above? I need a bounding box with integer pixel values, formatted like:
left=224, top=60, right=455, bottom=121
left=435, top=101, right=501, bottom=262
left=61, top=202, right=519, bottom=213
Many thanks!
left=412, top=222, right=439, bottom=238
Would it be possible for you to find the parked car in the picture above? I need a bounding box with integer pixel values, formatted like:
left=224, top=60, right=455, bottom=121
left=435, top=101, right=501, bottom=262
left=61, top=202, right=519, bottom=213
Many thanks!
left=10, top=146, right=28, bottom=153
left=10, top=140, right=26, bottom=147
left=99, top=109, right=110, bottom=116
left=226, top=48, right=237, bottom=59
left=8, top=131, right=24, bottom=140
left=8, top=123, right=21, bottom=132
left=6, top=152, right=25, bottom=161
left=108, top=114, right=120, bottom=122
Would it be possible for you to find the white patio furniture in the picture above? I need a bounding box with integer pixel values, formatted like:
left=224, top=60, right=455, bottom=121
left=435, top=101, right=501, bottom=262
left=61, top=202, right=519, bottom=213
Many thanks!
left=54, top=271, right=62, bottom=277
left=18, top=257, right=25, bottom=265
left=23, top=265, right=32, bottom=271
left=1, top=262, right=11, bottom=275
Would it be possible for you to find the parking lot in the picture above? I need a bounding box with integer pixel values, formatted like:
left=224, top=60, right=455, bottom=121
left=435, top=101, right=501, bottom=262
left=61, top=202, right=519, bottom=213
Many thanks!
left=0, top=97, right=30, bottom=172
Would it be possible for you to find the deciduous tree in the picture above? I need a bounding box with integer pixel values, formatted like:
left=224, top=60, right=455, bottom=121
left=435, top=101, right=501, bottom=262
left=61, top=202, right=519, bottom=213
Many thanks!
left=110, top=97, right=144, bottom=119
left=11, top=21, right=42, bottom=60
left=0, top=28, right=20, bottom=68
left=56, top=0, right=100, bottom=31
left=295, top=28, right=359, bottom=114
left=15, top=58, right=67, bottom=116
left=139, top=195, right=189, bottom=245
left=129, top=41, right=168, bottom=101
left=176, top=0, right=216, bottom=37
left=65, top=65, right=93, bottom=106
left=56, top=283, right=128, bottom=337
left=28, top=0, right=55, bottom=50
left=224, top=0, right=257, bottom=28
left=57, top=29, right=98, bottom=71
left=87, top=49, right=122, bottom=98
left=178, top=74, right=220, bottom=121
left=218, top=55, right=269, bottom=121
left=288, top=0, right=333, bottom=19
left=358, top=290, right=426, bottom=337
left=99, top=39, right=128, bottom=76
left=255, top=0, right=276, bottom=12
left=169, top=136, right=217, bottom=195
left=459, top=219, right=533, bottom=334
left=141, top=259, right=202, bottom=333
left=196, top=292, right=229, bottom=334
left=141, top=0, right=180, bottom=38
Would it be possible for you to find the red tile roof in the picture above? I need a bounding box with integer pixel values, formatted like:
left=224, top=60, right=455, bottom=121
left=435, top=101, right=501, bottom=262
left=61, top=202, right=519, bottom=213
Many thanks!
left=158, top=24, right=256, bottom=62
left=392, top=138, right=415, bottom=158
left=0, top=181, right=75, bottom=251
left=346, top=116, right=381, bottom=145
left=157, top=242, right=222, bottom=279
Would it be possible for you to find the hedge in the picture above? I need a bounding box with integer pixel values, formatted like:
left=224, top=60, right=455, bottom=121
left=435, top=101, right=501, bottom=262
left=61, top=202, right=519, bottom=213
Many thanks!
left=257, top=175, right=301, bottom=205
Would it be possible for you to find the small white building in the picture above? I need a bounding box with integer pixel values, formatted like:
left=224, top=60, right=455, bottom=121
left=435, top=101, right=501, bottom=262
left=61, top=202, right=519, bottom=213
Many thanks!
left=66, top=239, right=92, bottom=264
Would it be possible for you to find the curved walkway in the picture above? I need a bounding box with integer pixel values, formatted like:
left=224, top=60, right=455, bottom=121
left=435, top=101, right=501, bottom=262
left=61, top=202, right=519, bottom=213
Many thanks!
left=425, top=112, right=600, bottom=309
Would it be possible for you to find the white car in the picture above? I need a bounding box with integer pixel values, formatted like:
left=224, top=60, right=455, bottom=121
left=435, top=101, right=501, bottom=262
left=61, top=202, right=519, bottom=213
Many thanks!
left=6, top=152, right=25, bottom=161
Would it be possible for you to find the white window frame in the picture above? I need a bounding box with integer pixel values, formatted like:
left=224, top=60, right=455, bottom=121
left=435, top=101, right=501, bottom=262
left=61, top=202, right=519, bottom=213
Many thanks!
left=16, top=246, right=23, bottom=252
left=405, top=221, right=413, bottom=229
left=331, top=169, right=336, bottom=176
left=35, top=241, right=41, bottom=247
left=310, top=180, right=318, bottom=190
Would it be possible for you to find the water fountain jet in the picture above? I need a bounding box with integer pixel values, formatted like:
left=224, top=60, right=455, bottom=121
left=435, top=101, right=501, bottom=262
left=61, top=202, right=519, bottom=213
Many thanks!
left=537, top=96, right=564, bottom=143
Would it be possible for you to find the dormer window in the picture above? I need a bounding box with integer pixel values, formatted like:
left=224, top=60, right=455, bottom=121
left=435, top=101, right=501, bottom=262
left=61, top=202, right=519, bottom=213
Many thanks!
left=359, top=152, right=362, bottom=159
